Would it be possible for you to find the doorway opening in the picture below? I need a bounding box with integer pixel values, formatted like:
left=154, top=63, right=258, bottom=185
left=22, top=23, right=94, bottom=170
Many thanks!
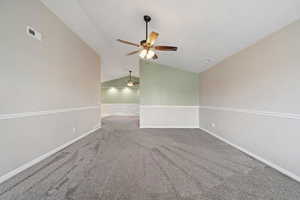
left=101, top=75, right=140, bottom=125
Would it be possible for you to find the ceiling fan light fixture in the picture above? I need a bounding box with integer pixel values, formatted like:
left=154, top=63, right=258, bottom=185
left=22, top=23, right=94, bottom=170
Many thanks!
left=117, top=15, right=178, bottom=60
left=146, top=49, right=155, bottom=59
left=139, top=49, right=148, bottom=59
left=127, top=80, right=134, bottom=87
left=127, top=70, right=136, bottom=87
left=139, top=49, right=155, bottom=60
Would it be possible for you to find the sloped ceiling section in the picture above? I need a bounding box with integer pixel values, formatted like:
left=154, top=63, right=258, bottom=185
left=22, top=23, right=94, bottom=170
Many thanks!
left=102, top=76, right=139, bottom=88
left=41, top=0, right=300, bottom=82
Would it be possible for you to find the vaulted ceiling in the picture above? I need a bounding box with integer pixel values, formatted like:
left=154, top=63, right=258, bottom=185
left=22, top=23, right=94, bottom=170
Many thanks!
left=41, top=0, right=300, bottom=82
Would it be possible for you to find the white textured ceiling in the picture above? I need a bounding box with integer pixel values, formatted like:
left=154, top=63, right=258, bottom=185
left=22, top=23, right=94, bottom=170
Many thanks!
left=41, top=0, right=300, bottom=81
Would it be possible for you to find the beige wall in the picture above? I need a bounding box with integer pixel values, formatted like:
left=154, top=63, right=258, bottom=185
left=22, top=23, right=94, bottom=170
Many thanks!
left=0, top=0, right=101, bottom=178
left=199, top=20, right=300, bottom=180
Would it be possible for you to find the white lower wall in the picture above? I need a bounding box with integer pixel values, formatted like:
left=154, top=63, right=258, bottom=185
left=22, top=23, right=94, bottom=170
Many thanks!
left=199, top=106, right=300, bottom=182
left=101, top=104, right=139, bottom=117
left=140, top=105, right=199, bottom=128
left=0, top=106, right=101, bottom=183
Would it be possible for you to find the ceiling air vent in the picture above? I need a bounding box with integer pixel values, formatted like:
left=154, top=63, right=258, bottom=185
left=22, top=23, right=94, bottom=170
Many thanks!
left=26, top=26, right=42, bottom=41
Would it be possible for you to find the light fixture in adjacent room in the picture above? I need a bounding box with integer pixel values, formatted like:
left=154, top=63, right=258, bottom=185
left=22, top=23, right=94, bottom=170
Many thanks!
left=127, top=70, right=139, bottom=87
left=127, top=80, right=134, bottom=87
left=108, top=87, right=118, bottom=94
left=122, top=87, right=132, bottom=94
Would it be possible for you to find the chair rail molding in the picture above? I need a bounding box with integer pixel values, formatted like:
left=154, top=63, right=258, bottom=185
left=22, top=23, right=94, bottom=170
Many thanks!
left=0, top=105, right=101, bottom=120
left=199, top=105, right=300, bottom=120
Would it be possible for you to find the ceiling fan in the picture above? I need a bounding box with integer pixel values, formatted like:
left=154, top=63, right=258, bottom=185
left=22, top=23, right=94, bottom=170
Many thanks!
left=117, top=15, right=178, bottom=60
left=127, top=70, right=139, bottom=87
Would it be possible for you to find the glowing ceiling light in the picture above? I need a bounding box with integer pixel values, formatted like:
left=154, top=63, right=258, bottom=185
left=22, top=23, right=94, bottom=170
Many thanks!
left=127, top=80, right=134, bottom=87
left=122, top=87, right=132, bottom=94
left=146, top=49, right=155, bottom=59
left=139, top=49, right=148, bottom=59
left=108, top=87, right=118, bottom=94
left=139, top=49, right=155, bottom=60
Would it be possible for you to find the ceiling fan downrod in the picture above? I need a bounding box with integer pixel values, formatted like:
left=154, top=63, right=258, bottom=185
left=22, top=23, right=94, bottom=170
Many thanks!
left=129, top=70, right=132, bottom=81
left=144, top=15, right=151, bottom=41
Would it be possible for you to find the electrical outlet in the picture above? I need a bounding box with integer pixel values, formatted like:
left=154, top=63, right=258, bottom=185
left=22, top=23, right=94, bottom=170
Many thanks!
left=72, top=128, right=76, bottom=133
left=211, top=123, right=216, bottom=128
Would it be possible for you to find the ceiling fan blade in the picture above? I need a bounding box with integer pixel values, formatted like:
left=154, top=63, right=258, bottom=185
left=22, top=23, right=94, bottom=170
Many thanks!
left=155, top=46, right=178, bottom=51
left=147, top=32, right=159, bottom=46
left=117, top=39, right=140, bottom=47
left=126, top=50, right=140, bottom=56
left=153, top=54, right=158, bottom=60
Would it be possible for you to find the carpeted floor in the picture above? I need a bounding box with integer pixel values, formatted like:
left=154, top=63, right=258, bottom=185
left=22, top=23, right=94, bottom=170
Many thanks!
left=1, top=116, right=300, bottom=200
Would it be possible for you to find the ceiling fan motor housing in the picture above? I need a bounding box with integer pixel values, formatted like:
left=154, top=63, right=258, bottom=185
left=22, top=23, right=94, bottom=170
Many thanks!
left=140, top=40, right=147, bottom=46
left=144, top=15, right=151, bottom=22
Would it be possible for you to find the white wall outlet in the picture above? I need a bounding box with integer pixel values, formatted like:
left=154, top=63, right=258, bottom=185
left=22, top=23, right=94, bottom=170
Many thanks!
left=211, top=123, right=216, bottom=128
left=72, top=128, right=76, bottom=133
left=26, top=26, right=42, bottom=41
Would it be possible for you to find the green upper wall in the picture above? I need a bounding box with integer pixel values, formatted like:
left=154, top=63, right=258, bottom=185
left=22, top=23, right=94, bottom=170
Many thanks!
left=140, top=60, right=199, bottom=106
left=101, top=76, right=139, bottom=104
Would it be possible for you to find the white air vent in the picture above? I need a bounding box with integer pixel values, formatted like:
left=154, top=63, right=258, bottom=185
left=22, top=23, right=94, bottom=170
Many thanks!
left=203, top=59, right=212, bottom=65
left=26, top=26, right=42, bottom=41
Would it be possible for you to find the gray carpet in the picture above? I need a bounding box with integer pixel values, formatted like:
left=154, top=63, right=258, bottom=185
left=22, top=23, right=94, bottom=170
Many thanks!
left=1, top=116, right=300, bottom=200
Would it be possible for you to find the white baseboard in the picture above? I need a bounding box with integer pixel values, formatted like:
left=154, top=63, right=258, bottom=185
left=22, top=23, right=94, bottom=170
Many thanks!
left=0, top=125, right=101, bottom=185
left=102, top=113, right=139, bottom=118
left=200, top=127, right=300, bottom=183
